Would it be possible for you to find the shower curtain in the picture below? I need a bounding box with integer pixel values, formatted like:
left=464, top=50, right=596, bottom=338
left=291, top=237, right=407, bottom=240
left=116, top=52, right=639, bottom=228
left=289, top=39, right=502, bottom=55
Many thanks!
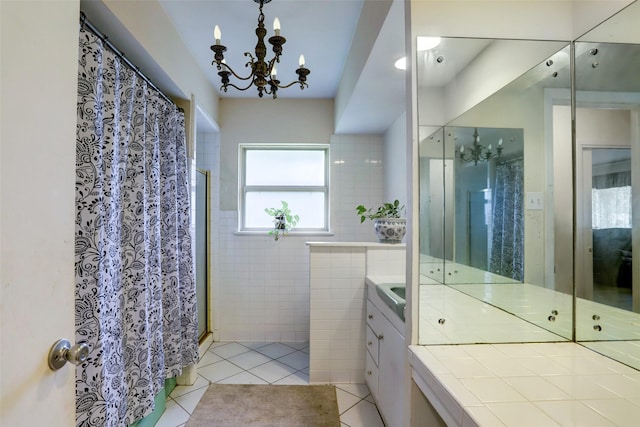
left=75, top=27, right=198, bottom=426
left=490, top=159, right=524, bottom=281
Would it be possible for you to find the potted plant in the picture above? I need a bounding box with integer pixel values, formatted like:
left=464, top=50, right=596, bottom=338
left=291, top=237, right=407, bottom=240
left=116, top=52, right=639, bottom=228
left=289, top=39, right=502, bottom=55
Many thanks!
left=264, top=200, right=300, bottom=241
left=356, top=200, right=406, bottom=243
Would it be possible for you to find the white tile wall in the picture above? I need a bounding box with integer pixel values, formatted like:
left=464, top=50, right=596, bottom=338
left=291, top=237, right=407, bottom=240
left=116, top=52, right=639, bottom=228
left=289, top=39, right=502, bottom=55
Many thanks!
left=309, top=244, right=406, bottom=384
left=309, top=246, right=368, bottom=383
left=366, top=247, right=406, bottom=276
left=197, top=133, right=385, bottom=343
left=330, top=134, right=385, bottom=242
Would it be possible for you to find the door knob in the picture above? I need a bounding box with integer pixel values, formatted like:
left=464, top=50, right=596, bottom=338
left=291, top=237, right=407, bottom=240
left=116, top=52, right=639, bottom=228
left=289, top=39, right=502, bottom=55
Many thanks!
left=48, top=339, right=89, bottom=370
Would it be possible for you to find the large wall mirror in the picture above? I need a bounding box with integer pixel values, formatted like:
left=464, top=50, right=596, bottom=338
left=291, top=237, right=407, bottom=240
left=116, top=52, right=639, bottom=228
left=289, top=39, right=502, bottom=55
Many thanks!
left=574, top=1, right=640, bottom=368
left=417, top=1, right=640, bottom=371
left=418, top=38, right=573, bottom=345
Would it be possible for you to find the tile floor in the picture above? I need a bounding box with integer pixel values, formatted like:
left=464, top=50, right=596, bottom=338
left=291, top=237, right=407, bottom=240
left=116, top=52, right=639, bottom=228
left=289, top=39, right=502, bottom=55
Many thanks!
left=156, top=341, right=385, bottom=427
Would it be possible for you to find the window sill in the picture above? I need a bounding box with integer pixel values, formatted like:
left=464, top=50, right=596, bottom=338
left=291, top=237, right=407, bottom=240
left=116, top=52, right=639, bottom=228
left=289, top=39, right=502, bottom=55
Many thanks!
left=233, top=231, right=335, bottom=237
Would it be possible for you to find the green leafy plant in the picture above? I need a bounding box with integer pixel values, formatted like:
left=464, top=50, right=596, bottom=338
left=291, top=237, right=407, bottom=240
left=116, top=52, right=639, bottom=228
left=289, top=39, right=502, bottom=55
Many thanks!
left=356, top=199, right=404, bottom=223
left=264, top=200, right=300, bottom=241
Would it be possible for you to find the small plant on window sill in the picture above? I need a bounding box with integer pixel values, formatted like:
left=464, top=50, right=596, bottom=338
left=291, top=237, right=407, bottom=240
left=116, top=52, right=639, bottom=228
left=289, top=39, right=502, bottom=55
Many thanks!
left=264, top=200, right=300, bottom=241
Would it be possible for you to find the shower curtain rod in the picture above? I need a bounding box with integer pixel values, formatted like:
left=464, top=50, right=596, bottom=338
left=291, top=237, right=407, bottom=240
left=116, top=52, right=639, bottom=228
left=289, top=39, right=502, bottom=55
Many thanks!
left=79, top=12, right=181, bottom=110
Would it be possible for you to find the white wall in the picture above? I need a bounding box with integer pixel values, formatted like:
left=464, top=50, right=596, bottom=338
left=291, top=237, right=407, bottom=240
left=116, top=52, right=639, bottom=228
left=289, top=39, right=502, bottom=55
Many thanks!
left=384, top=112, right=408, bottom=205
left=208, top=99, right=386, bottom=342
left=218, top=99, right=334, bottom=210
left=88, top=0, right=219, bottom=125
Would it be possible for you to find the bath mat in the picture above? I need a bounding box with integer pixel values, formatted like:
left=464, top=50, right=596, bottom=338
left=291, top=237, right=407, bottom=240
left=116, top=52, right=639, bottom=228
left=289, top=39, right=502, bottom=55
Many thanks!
left=185, top=384, right=340, bottom=427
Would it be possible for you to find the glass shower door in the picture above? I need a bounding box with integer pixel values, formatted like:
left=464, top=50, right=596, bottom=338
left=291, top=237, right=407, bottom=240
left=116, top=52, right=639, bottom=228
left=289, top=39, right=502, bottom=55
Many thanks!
left=195, top=169, right=210, bottom=340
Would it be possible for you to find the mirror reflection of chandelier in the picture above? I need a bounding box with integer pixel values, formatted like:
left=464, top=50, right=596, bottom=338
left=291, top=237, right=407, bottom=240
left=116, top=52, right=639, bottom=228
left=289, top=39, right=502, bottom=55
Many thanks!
left=210, top=0, right=311, bottom=99
left=456, top=128, right=503, bottom=165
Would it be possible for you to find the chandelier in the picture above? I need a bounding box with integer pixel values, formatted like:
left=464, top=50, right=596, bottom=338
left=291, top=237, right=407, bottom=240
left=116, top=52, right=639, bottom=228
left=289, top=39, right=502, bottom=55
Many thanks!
left=210, top=0, right=310, bottom=99
left=456, top=128, right=503, bottom=165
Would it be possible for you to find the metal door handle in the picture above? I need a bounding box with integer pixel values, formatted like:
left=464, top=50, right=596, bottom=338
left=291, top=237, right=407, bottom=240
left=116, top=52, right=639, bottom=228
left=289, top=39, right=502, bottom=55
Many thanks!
left=48, top=339, right=89, bottom=370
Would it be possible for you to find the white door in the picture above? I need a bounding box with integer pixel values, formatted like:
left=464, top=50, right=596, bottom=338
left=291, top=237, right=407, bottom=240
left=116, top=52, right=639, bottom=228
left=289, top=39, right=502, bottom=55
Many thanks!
left=575, top=148, right=595, bottom=301
left=1, top=1, right=79, bottom=425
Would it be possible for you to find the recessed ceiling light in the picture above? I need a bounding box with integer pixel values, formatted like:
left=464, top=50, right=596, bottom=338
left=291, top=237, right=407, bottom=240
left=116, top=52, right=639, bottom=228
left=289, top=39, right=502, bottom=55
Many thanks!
left=417, top=36, right=441, bottom=51
left=394, top=36, right=441, bottom=70
left=394, top=57, right=407, bottom=70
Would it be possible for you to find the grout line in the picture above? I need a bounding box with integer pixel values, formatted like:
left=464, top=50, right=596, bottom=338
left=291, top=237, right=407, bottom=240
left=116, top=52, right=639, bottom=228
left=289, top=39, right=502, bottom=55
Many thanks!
left=335, top=384, right=373, bottom=401
left=171, top=341, right=381, bottom=427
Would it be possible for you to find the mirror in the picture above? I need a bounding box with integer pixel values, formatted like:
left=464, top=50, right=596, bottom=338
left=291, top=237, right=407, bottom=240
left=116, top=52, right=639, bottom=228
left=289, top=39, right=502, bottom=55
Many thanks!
left=418, top=38, right=573, bottom=344
left=417, top=2, right=640, bottom=371
left=447, top=125, right=524, bottom=283
left=574, top=1, right=640, bottom=369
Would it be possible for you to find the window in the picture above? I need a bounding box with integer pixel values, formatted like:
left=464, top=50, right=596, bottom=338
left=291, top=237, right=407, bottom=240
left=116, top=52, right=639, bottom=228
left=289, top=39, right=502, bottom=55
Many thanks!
left=239, top=144, right=330, bottom=233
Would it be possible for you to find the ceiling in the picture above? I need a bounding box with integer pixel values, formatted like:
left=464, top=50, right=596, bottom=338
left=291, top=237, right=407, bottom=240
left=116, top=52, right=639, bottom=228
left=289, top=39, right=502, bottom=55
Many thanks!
left=158, top=0, right=364, bottom=100
left=157, top=0, right=407, bottom=133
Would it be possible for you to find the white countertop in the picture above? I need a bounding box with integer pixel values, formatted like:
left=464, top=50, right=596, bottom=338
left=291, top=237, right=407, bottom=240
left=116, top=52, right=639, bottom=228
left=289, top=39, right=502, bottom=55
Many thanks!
left=306, top=241, right=406, bottom=247
left=409, top=342, right=640, bottom=427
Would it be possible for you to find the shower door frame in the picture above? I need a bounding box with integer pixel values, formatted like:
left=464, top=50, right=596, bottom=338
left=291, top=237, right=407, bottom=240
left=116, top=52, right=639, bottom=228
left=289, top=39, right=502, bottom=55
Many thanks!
left=196, top=168, right=211, bottom=341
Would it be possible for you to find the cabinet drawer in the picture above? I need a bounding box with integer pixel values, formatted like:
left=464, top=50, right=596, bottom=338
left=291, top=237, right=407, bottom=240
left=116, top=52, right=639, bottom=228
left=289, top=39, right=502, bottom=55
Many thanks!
left=365, top=350, right=379, bottom=401
left=367, top=300, right=382, bottom=332
left=366, top=325, right=380, bottom=365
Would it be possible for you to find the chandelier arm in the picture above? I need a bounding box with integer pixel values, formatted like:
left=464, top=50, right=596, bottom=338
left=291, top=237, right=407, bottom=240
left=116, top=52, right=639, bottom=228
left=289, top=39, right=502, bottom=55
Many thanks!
left=221, top=62, right=255, bottom=81
left=224, top=80, right=256, bottom=92
left=266, top=57, right=278, bottom=74
left=275, top=80, right=309, bottom=89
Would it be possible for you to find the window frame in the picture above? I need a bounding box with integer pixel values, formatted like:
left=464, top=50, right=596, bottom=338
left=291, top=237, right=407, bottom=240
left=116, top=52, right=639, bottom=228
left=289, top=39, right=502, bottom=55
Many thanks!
left=238, top=143, right=331, bottom=234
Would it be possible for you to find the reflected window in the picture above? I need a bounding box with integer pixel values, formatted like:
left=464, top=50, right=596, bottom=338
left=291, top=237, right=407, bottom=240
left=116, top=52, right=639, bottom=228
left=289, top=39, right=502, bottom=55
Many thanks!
left=592, top=186, right=631, bottom=229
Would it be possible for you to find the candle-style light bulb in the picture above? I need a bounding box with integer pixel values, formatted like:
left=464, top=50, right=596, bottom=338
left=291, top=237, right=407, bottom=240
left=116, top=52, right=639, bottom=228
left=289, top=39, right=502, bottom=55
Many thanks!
left=273, top=18, right=281, bottom=36
left=488, top=144, right=492, bottom=151
left=498, top=138, right=503, bottom=146
left=299, top=54, right=305, bottom=67
left=460, top=145, right=465, bottom=153
left=271, top=66, right=277, bottom=78
left=214, top=25, right=221, bottom=44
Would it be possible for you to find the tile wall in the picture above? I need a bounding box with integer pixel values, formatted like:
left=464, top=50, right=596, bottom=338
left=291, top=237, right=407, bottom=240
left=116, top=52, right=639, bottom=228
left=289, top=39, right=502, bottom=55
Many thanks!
left=197, top=133, right=386, bottom=343
left=309, top=244, right=406, bottom=383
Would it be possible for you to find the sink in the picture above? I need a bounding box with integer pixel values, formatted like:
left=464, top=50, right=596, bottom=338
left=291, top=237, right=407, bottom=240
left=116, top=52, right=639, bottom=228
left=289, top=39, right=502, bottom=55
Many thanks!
left=375, top=283, right=406, bottom=321
left=390, top=286, right=405, bottom=300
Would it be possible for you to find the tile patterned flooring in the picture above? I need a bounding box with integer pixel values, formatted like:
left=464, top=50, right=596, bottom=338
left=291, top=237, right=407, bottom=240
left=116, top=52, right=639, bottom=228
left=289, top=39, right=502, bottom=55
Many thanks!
left=156, top=341, right=385, bottom=427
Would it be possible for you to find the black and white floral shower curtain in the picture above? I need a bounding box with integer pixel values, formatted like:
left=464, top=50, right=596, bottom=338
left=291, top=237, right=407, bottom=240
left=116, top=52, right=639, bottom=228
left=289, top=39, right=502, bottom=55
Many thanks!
left=490, top=159, right=525, bottom=281
left=75, top=27, right=198, bottom=426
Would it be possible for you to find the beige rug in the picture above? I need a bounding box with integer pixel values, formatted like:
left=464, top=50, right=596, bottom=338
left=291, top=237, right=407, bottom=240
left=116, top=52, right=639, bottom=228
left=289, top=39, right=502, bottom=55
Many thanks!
left=185, top=384, right=341, bottom=427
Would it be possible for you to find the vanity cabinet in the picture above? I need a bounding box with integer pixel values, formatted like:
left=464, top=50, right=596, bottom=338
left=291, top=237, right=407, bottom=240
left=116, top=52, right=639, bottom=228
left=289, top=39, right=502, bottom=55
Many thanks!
left=366, top=299, right=405, bottom=427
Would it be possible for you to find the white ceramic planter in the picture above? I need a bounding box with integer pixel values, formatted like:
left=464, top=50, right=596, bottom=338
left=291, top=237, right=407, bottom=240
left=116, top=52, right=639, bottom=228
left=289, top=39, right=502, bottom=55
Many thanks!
left=373, top=218, right=406, bottom=243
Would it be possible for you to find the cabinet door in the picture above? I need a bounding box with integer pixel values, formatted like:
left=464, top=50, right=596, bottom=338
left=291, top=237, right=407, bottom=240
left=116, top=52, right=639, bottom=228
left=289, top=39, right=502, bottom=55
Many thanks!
left=365, top=350, right=379, bottom=402
left=378, top=318, right=405, bottom=427
left=366, top=325, right=380, bottom=365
